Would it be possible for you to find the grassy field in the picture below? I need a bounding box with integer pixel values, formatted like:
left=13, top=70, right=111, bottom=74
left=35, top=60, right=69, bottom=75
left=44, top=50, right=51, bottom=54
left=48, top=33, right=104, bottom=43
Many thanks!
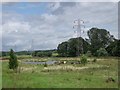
left=2, top=56, right=118, bottom=88
left=0, top=60, right=2, bottom=89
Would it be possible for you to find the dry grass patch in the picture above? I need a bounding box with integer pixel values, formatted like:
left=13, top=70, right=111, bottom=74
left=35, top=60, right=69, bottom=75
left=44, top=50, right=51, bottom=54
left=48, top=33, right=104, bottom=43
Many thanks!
left=42, top=64, right=109, bottom=72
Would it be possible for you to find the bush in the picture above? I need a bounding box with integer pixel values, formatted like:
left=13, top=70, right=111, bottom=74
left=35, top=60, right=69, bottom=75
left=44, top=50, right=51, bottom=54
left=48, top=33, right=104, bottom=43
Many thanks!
left=36, top=52, right=43, bottom=57
left=9, top=49, right=18, bottom=72
left=96, top=48, right=108, bottom=57
left=86, top=51, right=92, bottom=57
left=80, top=55, right=87, bottom=65
left=44, top=62, right=48, bottom=67
left=92, top=58, right=97, bottom=62
left=32, top=51, right=37, bottom=57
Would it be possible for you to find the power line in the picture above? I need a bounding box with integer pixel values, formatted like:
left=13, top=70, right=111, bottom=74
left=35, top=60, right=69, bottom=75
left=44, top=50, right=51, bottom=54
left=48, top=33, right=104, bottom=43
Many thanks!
left=31, top=39, right=34, bottom=51
left=30, top=39, right=34, bottom=56
left=14, top=44, right=17, bottom=52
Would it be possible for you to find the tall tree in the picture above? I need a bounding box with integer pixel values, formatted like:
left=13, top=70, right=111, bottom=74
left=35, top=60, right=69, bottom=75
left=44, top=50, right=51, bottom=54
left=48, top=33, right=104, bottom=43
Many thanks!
left=9, top=49, right=18, bottom=71
left=87, top=28, right=114, bottom=55
left=112, top=39, right=120, bottom=56
left=57, top=41, right=68, bottom=57
left=57, top=37, right=90, bottom=57
left=67, top=38, right=78, bottom=57
left=106, top=39, right=120, bottom=56
left=68, top=37, right=90, bottom=56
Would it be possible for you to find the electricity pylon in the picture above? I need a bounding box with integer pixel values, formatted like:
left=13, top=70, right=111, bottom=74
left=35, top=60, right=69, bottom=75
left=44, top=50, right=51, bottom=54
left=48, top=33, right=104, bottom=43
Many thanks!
left=73, top=19, right=85, bottom=56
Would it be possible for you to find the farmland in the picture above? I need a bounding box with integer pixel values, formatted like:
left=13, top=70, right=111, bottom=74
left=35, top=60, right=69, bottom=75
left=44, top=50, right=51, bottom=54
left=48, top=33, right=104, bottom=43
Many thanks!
left=2, top=56, right=118, bottom=88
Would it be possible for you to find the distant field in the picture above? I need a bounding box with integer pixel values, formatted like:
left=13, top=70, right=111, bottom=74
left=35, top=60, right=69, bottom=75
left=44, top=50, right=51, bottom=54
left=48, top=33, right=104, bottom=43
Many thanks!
left=2, top=56, right=118, bottom=88
left=1, top=55, right=32, bottom=60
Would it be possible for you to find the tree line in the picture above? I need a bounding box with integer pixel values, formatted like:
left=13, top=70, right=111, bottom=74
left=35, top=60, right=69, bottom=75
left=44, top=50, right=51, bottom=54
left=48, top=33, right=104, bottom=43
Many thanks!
left=32, top=49, right=57, bottom=57
left=57, top=27, right=120, bottom=57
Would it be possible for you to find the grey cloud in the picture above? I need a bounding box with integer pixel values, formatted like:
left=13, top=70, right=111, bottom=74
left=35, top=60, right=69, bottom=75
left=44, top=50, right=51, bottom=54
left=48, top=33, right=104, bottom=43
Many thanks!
left=2, top=2, right=118, bottom=51
left=60, top=2, right=76, bottom=7
left=50, top=2, right=76, bottom=15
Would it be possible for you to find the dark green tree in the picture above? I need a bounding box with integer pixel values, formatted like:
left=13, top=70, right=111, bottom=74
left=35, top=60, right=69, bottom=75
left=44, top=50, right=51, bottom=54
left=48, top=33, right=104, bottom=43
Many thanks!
left=57, top=41, right=68, bottom=57
left=9, top=49, right=18, bottom=71
left=57, top=37, right=90, bottom=57
left=112, top=40, right=120, bottom=57
left=87, top=28, right=114, bottom=55
left=106, top=39, right=120, bottom=57
left=67, top=38, right=78, bottom=57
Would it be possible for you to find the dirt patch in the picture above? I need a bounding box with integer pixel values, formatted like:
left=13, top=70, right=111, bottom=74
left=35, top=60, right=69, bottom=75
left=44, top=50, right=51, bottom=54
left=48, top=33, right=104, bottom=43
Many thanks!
left=21, top=66, right=37, bottom=72
left=106, top=77, right=116, bottom=83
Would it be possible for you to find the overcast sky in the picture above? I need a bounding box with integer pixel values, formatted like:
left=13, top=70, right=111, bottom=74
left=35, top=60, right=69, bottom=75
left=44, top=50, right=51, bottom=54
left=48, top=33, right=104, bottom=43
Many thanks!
left=1, top=2, right=118, bottom=51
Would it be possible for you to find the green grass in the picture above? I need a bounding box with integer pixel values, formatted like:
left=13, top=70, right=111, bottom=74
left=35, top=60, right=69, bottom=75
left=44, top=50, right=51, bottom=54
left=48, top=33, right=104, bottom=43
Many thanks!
left=1, top=55, right=32, bottom=60
left=0, top=61, right=2, bottom=89
left=2, top=57, right=118, bottom=88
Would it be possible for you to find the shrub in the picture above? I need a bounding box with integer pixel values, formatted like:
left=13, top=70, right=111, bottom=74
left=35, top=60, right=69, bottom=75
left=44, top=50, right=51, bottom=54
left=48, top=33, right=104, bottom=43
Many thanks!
left=44, top=62, right=48, bottom=67
left=92, top=58, right=97, bottom=62
left=9, top=49, right=18, bottom=72
left=32, top=51, right=37, bottom=57
left=96, top=48, right=108, bottom=57
left=80, top=55, right=87, bottom=65
left=86, top=51, right=92, bottom=57
left=106, top=77, right=115, bottom=83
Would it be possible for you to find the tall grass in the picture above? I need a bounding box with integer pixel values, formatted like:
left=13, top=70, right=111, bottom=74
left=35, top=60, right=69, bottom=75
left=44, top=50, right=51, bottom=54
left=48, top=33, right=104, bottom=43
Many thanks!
left=2, top=57, right=118, bottom=88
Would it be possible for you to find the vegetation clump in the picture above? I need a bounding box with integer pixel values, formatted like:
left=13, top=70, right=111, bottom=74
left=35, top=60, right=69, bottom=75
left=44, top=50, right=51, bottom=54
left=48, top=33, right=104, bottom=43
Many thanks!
left=80, top=55, right=87, bottom=66
left=106, top=77, right=115, bottom=83
left=86, top=51, right=92, bottom=57
left=92, top=58, right=97, bottom=63
left=33, top=51, right=52, bottom=57
left=57, top=28, right=120, bottom=57
left=44, top=62, right=48, bottom=67
left=9, top=49, right=18, bottom=72
left=96, top=48, right=108, bottom=57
